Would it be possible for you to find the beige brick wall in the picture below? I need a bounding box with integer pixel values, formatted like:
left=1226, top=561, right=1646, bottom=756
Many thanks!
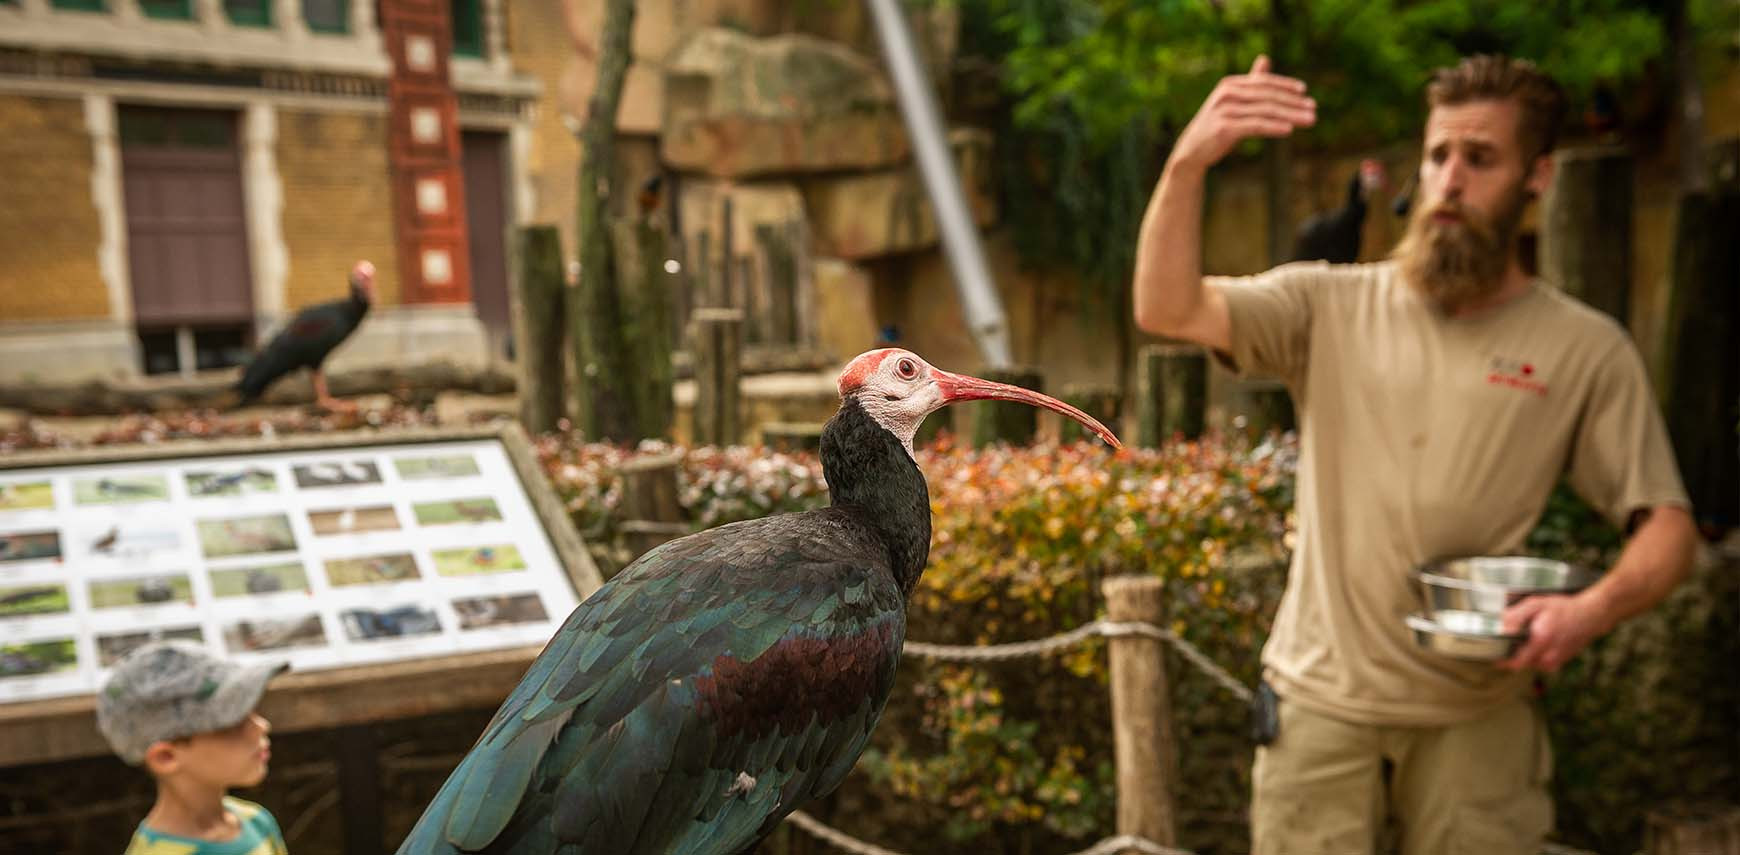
left=275, top=109, right=402, bottom=310
left=508, top=0, right=582, bottom=262
left=0, top=95, right=108, bottom=322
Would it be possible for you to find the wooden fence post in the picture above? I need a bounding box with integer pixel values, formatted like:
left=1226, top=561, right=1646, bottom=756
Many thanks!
left=690, top=308, right=743, bottom=446
left=1542, top=146, right=1634, bottom=324
left=1660, top=187, right=1740, bottom=533
left=610, top=219, right=675, bottom=440
left=755, top=222, right=798, bottom=347
left=1136, top=345, right=1206, bottom=447
left=1102, top=575, right=1179, bottom=851
left=970, top=368, right=1045, bottom=448
left=514, top=225, right=565, bottom=434
left=1645, top=803, right=1740, bottom=855
left=719, top=198, right=735, bottom=307
left=570, top=0, right=636, bottom=441
left=1060, top=384, right=1122, bottom=446
left=617, top=450, right=689, bottom=560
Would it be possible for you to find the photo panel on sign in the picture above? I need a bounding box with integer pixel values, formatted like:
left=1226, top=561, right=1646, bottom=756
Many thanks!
left=197, top=514, right=299, bottom=561
left=184, top=465, right=280, bottom=499
left=71, top=473, right=170, bottom=507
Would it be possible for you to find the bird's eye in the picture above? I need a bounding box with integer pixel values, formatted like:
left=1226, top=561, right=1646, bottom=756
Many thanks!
left=895, top=358, right=918, bottom=380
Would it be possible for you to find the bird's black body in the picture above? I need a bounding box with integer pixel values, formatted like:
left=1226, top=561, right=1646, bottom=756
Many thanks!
left=234, top=287, right=369, bottom=403
left=396, top=398, right=931, bottom=855
left=1291, top=170, right=1370, bottom=264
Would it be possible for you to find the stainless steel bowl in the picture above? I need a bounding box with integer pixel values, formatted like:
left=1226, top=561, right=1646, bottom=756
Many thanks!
left=1405, top=611, right=1524, bottom=662
left=1416, top=555, right=1598, bottom=616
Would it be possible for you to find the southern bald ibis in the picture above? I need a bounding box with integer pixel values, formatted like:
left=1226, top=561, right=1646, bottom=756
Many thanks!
left=234, top=260, right=374, bottom=411
left=1292, top=158, right=1386, bottom=264
left=395, top=348, right=1119, bottom=855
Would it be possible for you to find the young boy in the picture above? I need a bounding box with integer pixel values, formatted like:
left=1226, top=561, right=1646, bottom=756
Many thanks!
left=96, top=640, right=291, bottom=855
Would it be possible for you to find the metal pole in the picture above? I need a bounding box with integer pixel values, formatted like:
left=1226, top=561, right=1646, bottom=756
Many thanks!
left=865, top=0, right=1012, bottom=368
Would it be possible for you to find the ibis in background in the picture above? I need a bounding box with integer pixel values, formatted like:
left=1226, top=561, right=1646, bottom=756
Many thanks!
left=233, top=259, right=374, bottom=411
left=396, top=348, right=1120, bottom=855
left=1291, top=158, right=1387, bottom=264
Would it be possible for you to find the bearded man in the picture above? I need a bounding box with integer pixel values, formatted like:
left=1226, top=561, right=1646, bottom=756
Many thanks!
left=1131, top=54, right=1697, bottom=855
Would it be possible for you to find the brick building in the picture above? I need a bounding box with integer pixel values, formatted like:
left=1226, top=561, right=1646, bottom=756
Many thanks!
left=0, top=0, right=576, bottom=385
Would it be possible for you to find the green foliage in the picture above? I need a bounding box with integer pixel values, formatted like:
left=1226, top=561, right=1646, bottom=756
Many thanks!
left=951, top=0, right=1698, bottom=346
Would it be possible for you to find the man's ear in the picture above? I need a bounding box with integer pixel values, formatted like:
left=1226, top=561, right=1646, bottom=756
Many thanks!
left=1526, top=151, right=1555, bottom=197
left=142, top=740, right=179, bottom=776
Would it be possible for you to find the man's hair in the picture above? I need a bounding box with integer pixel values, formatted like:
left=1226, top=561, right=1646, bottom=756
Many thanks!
left=1427, top=55, right=1567, bottom=161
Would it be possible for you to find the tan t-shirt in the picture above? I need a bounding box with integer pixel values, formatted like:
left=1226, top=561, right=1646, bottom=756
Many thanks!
left=1208, top=260, right=1690, bottom=726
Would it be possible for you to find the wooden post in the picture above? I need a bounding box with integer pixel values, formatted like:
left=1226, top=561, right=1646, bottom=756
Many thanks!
left=1101, top=575, right=1179, bottom=850
left=514, top=225, right=565, bottom=435
left=1060, top=384, right=1122, bottom=445
left=970, top=368, right=1044, bottom=448
left=690, top=308, right=743, bottom=446
left=335, top=723, right=383, bottom=855
left=719, top=198, right=735, bottom=307
left=1661, top=188, right=1740, bottom=533
left=610, top=219, right=675, bottom=440
left=669, top=233, right=692, bottom=346
left=756, top=222, right=798, bottom=347
left=619, top=450, right=685, bottom=523
left=1541, top=146, right=1634, bottom=325
left=1136, top=345, right=1206, bottom=447
left=1645, top=803, right=1740, bottom=855
left=695, top=230, right=717, bottom=308
left=617, top=450, right=688, bottom=560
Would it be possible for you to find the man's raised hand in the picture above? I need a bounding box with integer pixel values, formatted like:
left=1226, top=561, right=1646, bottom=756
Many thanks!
left=1170, top=55, right=1316, bottom=173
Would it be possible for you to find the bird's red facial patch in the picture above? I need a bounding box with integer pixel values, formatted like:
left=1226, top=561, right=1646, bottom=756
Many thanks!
left=837, top=348, right=904, bottom=396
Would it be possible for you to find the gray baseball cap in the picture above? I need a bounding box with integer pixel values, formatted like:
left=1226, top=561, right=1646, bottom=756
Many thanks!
left=95, top=640, right=289, bottom=765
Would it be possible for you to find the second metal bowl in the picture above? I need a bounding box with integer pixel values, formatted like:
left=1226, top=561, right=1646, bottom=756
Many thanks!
left=1405, top=611, right=1524, bottom=662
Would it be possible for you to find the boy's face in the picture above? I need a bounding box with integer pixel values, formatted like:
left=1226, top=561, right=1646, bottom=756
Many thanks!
left=150, top=712, right=273, bottom=788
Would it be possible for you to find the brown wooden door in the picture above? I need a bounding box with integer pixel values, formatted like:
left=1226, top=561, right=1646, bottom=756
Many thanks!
left=461, top=130, right=510, bottom=344
left=119, top=106, right=254, bottom=326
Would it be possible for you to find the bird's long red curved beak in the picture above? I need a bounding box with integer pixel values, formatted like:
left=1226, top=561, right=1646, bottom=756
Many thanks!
left=935, top=371, right=1122, bottom=449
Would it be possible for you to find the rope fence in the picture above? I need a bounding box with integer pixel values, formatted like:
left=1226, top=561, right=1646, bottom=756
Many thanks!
left=781, top=615, right=1599, bottom=855
left=786, top=809, right=1195, bottom=855
left=904, top=619, right=1255, bottom=704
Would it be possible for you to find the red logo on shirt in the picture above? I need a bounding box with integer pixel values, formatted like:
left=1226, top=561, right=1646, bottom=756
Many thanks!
left=1488, top=356, right=1547, bottom=397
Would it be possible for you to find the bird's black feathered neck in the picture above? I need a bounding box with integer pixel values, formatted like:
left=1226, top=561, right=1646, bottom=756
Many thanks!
left=348, top=285, right=372, bottom=313
left=820, top=397, right=931, bottom=598
left=1345, top=172, right=1368, bottom=210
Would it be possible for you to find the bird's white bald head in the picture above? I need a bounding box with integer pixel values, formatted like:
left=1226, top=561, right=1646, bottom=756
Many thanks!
left=835, top=348, right=1121, bottom=457
left=350, top=260, right=376, bottom=301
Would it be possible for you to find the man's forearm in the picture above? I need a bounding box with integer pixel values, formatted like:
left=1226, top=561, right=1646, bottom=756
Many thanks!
left=1131, top=161, right=1210, bottom=336
left=1581, top=505, right=1699, bottom=633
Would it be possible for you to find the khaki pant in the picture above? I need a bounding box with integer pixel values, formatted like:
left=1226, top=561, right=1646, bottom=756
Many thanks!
left=1250, top=693, right=1553, bottom=855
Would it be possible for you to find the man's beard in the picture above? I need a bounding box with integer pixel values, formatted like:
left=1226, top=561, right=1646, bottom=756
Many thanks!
left=1393, top=184, right=1529, bottom=314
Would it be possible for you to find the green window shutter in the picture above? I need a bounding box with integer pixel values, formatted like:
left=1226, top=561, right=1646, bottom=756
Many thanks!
left=224, top=0, right=270, bottom=27
left=451, top=0, right=483, bottom=57
left=304, top=0, right=347, bottom=33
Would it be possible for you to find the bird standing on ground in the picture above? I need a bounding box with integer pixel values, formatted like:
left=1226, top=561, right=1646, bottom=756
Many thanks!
left=395, top=348, right=1119, bottom=855
left=1291, top=158, right=1386, bottom=264
left=234, top=260, right=374, bottom=411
